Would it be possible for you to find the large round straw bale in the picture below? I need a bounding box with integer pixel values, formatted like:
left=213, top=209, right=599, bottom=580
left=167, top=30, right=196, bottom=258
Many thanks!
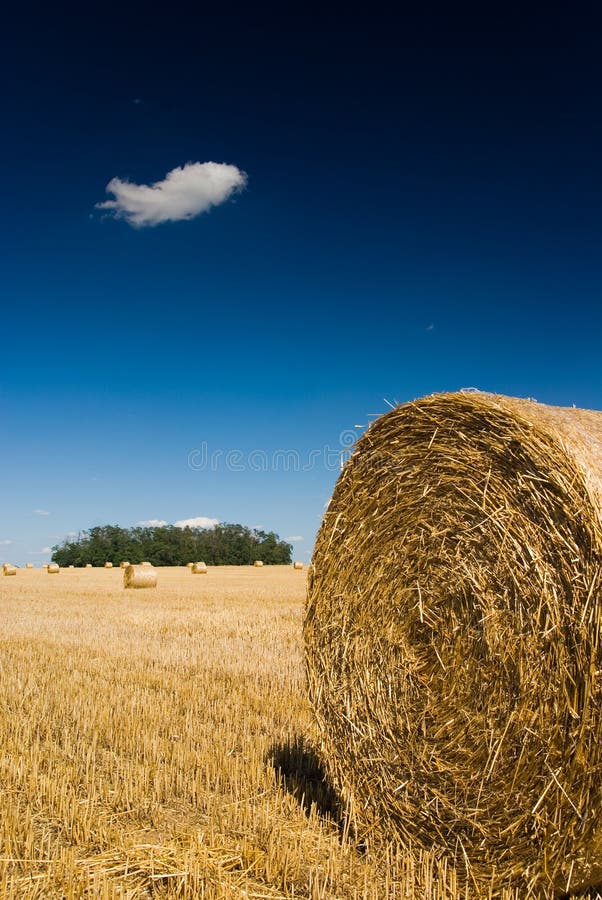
left=104, top=561, right=113, bottom=569
left=191, top=562, right=207, bottom=574
left=123, top=564, right=157, bottom=589
left=253, top=560, right=264, bottom=567
left=3, top=564, right=17, bottom=576
left=305, top=391, right=602, bottom=897
left=293, top=561, right=304, bottom=570
left=47, top=563, right=60, bottom=574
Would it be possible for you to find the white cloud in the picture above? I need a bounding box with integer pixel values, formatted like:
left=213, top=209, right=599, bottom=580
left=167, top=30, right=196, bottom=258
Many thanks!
left=285, top=535, right=304, bottom=542
left=96, top=161, right=247, bottom=227
left=34, top=509, right=50, bottom=517
left=41, top=547, right=51, bottom=554
left=136, top=519, right=168, bottom=527
left=174, top=517, right=219, bottom=529
left=0, top=539, right=12, bottom=545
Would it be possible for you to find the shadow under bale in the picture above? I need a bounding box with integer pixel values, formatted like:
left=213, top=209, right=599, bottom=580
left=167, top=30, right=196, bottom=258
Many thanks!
left=268, top=736, right=346, bottom=832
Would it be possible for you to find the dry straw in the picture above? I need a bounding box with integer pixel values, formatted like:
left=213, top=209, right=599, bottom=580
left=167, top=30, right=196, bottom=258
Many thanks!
left=305, top=391, right=602, bottom=898
left=3, top=564, right=17, bottom=576
left=85, top=563, right=93, bottom=568
left=47, top=563, right=60, bottom=574
left=104, top=561, right=113, bottom=569
left=141, top=561, right=153, bottom=567
left=293, top=561, right=304, bottom=570
left=186, top=562, right=194, bottom=568
left=25, top=562, right=33, bottom=569
left=253, top=560, right=264, bottom=567
left=191, top=562, right=208, bottom=574
left=123, top=564, right=157, bottom=589
left=120, top=560, right=130, bottom=568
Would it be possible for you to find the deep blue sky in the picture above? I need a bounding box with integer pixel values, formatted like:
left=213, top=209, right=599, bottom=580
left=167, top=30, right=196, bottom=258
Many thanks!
left=2, top=6, right=602, bottom=564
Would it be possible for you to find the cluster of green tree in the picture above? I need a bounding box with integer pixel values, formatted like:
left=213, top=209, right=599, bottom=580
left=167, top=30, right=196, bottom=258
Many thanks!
left=51, top=524, right=292, bottom=567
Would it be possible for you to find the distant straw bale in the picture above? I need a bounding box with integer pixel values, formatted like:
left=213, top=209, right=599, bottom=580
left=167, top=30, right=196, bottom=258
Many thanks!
left=47, top=563, right=60, bottom=574
left=104, top=561, right=113, bottom=569
left=3, top=564, right=17, bottom=576
left=191, top=562, right=207, bottom=574
left=85, top=563, right=93, bottom=568
left=141, top=561, right=152, bottom=567
left=253, top=560, right=264, bottom=567
left=123, top=564, right=157, bottom=589
left=25, top=563, right=33, bottom=569
left=293, top=561, right=304, bottom=570
left=120, top=560, right=130, bottom=568
left=305, top=391, right=602, bottom=897
left=186, top=562, right=194, bottom=568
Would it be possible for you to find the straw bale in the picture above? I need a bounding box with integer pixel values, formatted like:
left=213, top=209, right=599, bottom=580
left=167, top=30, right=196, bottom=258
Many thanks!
left=120, top=560, right=130, bottom=568
left=305, top=391, right=602, bottom=897
left=186, top=562, right=194, bottom=568
left=3, top=564, right=17, bottom=576
left=123, top=564, right=157, bottom=589
left=104, top=561, right=113, bottom=568
left=293, top=561, right=304, bottom=570
left=25, top=563, right=33, bottom=569
left=254, top=560, right=264, bottom=567
left=85, top=563, right=93, bottom=568
left=191, top=562, right=208, bottom=574
left=47, top=563, right=59, bottom=574
left=141, top=561, right=152, bottom=567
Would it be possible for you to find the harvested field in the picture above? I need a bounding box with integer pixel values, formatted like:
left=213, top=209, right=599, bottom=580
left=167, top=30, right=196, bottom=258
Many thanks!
left=0, top=565, right=596, bottom=898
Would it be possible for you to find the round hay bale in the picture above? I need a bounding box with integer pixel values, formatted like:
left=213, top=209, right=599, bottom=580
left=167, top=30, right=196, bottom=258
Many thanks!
left=25, top=562, right=33, bottom=569
left=305, top=391, right=602, bottom=896
left=253, top=560, right=264, bottom=567
left=47, top=563, right=60, bottom=574
left=3, top=564, right=17, bottom=576
left=68, top=564, right=75, bottom=569
left=191, top=562, right=207, bottom=574
left=186, top=562, right=194, bottom=568
left=120, top=560, right=130, bottom=568
left=85, top=563, right=93, bottom=568
left=293, top=561, right=304, bottom=570
left=123, top=564, right=157, bottom=589
left=141, top=561, right=153, bottom=567
left=104, top=561, right=113, bottom=569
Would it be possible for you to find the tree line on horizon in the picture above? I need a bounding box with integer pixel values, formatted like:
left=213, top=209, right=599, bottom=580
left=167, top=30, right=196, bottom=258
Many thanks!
left=51, top=524, right=292, bottom=567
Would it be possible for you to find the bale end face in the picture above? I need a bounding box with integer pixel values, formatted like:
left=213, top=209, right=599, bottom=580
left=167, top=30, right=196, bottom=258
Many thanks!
left=253, top=560, right=264, bottom=567
left=191, top=562, right=208, bottom=574
left=305, top=390, right=602, bottom=896
left=47, top=563, right=60, bottom=574
left=293, top=561, right=304, bottom=570
left=3, top=564, right=17, bottom=576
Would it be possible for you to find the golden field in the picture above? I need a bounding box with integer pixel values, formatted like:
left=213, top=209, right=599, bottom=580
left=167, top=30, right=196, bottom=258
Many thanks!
left=0, top=565, right=583, bottom=899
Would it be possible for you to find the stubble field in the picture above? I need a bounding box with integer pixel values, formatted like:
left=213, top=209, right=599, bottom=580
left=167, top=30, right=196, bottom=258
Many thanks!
left=1, top=566, right=531, bottom=899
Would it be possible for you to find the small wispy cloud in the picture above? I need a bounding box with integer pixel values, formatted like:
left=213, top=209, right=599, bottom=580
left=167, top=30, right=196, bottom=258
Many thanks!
left=136, top=519, right=168, bottom=527
left=174, top=517, right=219, bottom=529
left=96, top=161, right=247, bottom=227
left=34, top=509, right=50, bottom=517
left=285, top=535, right=304, bottom=542
left=0, top=539, right=13, bottom=545
left=29, top=547, right=52, bottom=555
